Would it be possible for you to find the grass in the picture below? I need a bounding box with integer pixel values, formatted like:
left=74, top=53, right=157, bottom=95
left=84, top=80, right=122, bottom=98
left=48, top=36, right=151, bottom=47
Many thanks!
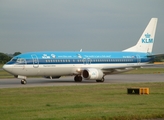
left=0, top=83, right=164, bottom=120
left=0, top=64, right=164, bottom=119
left=0, top=70, right=14, bottom=78
left=0, top=64, right=14, bottom=78
left=126, top=68, right=164, bottom=74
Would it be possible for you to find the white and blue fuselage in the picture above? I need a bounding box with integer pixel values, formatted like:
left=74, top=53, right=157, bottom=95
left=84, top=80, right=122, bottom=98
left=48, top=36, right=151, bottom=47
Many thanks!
left=3, top=51, right=152, bottom=79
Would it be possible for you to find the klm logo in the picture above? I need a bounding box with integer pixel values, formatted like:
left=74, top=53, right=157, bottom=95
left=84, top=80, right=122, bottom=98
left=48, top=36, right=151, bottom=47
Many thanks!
left=142, top=33, right=153, bottom=43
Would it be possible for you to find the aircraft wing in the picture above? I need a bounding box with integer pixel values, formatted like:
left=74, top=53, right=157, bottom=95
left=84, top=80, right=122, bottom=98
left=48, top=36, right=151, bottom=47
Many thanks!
left=102, top=65, right=140, bottom=71
left=102, top=64, right=155, bottom=70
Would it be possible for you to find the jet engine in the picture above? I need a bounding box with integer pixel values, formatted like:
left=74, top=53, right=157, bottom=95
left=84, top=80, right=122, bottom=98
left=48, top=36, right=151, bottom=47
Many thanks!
left=82, top=68, right=104, bottom=80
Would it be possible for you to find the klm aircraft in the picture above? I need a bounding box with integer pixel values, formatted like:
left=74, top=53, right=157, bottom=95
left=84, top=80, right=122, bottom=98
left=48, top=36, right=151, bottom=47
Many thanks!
left=3, top=18, right=162, bottom=84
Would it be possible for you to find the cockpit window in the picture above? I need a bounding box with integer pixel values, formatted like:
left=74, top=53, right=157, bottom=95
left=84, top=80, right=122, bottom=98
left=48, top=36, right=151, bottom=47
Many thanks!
left=16, top=58, right=21, bottom=63
left=17, top=58, right=26, bottom=63
left=10, top=57, right=26, bottom=64
left=11, top=58, right=17, bottom=62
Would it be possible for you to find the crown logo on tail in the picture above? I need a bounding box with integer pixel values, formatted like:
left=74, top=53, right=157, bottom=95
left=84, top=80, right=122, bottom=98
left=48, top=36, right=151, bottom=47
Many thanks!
left=142, top=33, right=153, bottom=43
left=145, top=33, right=151, bottom=38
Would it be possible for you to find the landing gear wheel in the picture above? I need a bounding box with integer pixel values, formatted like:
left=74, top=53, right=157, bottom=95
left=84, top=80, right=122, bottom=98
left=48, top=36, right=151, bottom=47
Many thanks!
left=21, top=79, right=27, bottom=84
left=74, top=75, right=82, bottom=82
left=96, top=77, right=105, bottom=82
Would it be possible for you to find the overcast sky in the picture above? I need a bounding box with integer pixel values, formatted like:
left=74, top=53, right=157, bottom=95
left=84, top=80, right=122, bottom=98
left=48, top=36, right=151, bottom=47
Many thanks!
left=0, top=0, right=164, bottom=54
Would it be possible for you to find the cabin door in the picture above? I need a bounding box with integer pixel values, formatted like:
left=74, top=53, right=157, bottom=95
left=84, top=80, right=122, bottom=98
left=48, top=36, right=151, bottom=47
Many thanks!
left=31, top=54, right=39, bottom=68
left=136, top=55, right=141, bottom=65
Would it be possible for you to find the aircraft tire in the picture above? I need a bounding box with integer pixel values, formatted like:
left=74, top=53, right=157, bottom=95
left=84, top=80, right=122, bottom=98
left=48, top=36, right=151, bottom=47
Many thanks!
left=21, top=79, right=27, bottom=84
left=96, top=77, right=105, bottom=82
left=78, top=76, right=82, bottom=82
left=74, top=75, right=82, bottom=82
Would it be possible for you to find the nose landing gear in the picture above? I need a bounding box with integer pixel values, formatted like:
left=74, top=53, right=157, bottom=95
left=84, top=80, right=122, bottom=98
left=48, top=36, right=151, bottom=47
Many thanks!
left=17, top=75, right=27, bottom=85
left=21, top=79, right=27, bottom=84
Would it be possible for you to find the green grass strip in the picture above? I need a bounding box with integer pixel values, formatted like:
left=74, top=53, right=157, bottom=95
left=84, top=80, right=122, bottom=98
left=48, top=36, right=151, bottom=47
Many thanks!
left=0, top=83, right=164, bottom=120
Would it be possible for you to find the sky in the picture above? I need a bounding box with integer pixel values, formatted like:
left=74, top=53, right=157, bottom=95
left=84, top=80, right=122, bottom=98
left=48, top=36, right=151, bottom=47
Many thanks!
left=0, top=0, right=164, bottom=54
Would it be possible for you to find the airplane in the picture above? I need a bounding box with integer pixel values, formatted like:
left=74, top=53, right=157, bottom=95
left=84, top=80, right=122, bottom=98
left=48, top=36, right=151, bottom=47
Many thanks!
left=3, top=18, right=162, bottom=84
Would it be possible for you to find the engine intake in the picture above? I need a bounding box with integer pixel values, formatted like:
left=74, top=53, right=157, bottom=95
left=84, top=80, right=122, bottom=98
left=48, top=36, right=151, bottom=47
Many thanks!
left=82, top=68, right=103, bottom=80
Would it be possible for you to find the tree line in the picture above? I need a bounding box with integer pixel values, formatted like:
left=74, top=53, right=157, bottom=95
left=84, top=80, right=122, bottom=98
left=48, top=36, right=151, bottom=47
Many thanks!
left=0, top=52, right=21, bottom=64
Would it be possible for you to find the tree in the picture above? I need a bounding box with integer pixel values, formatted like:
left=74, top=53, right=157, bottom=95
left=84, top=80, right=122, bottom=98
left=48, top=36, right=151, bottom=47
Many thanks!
left=153, top=56, right=164, bottom=62
left=13, top=52, right=21, bottom=56
left=0, top=53, right=12, bottom=64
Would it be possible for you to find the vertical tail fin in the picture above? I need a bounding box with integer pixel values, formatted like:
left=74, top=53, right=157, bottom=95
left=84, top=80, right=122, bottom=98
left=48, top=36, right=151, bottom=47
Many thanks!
left=123, top=18, right=158, bottom=53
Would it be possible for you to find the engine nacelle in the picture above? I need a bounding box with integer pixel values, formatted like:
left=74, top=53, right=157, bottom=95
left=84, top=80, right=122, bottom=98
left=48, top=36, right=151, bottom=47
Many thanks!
left=82, top=68, right=104, bottom=80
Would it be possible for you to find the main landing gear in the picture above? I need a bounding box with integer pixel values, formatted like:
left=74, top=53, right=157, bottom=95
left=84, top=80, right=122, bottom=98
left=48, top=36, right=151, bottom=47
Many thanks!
left=74, top=75, right=82, bottom=82
left=96, top=77, right=105, bottom=82
left=21, top=79, right=27, bottom=84
left=74, top=75, right=105, bottom=82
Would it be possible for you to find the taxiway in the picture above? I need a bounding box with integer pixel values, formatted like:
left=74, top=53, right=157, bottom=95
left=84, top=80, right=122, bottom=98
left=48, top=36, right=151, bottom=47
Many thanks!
left=0, top=74, right=164, bottom=88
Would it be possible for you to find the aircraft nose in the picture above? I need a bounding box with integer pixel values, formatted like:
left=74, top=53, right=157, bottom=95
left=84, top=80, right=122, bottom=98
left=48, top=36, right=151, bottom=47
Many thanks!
left=3, top=64, right=13, bottom=73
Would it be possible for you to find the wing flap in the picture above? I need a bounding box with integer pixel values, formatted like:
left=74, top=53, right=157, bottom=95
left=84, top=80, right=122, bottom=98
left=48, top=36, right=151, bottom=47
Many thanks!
left=102, top=64, right=156, bottom=71
left=102, top=65, right=140, bottom=71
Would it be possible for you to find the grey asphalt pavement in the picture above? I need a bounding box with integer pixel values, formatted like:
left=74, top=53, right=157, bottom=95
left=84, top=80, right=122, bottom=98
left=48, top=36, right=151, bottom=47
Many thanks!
left=0, top=74, right=164, bottom=88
